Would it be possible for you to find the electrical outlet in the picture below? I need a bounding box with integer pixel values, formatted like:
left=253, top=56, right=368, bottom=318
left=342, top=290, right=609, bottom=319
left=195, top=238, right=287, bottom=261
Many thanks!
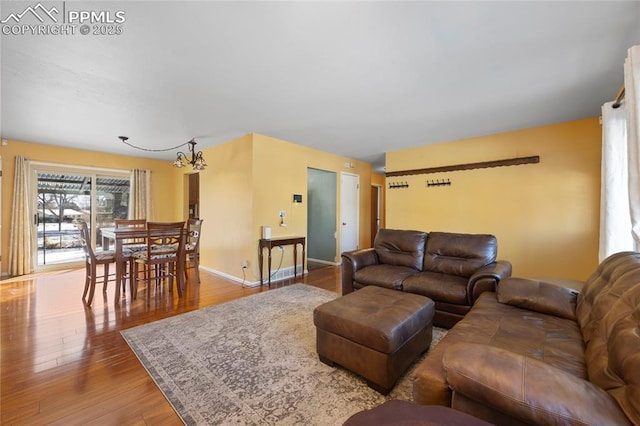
left=277, top=245, right=284, bottom=251
left=279, top=210, right=286, bottom=218
left=242, top=260, right=248, bottom=268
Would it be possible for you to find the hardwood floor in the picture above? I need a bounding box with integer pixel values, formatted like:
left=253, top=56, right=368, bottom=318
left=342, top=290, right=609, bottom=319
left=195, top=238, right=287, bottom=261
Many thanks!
left=0, top=265, right=342, bottom=425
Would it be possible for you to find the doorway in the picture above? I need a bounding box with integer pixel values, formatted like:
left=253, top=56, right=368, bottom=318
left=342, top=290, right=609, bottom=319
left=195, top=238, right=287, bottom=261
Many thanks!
left=371, top=185, right=381, bottom=246
left=307, top=168, right=337, bottom=265
left=188, top=172, right=199, bottom=219
left=340, top=172, right=360, bottom=254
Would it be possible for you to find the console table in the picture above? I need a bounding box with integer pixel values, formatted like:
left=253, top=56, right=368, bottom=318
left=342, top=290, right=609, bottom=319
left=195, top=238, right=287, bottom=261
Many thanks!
left=259, top=236, right=305, bottom=286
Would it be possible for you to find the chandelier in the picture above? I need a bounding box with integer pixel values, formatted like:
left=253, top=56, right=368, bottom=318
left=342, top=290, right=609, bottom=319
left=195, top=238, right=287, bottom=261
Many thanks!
left=119, top=136, right=207, bottom=170
left=173, top=139, right=207, bottom=170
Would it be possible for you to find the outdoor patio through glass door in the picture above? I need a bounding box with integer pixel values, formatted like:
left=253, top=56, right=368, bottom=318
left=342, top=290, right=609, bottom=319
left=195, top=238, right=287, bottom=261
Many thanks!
left=35, top=169, right=130, bottom=267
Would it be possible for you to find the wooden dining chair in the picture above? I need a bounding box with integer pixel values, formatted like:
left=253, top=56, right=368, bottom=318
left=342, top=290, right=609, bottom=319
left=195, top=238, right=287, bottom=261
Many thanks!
left=184, top=218, right=203, bottom=283
left=76, top=221, right=118, bottom=305
left=133, top=221, right=186, bottom=304
left=114, top=219, right=147, bottom=295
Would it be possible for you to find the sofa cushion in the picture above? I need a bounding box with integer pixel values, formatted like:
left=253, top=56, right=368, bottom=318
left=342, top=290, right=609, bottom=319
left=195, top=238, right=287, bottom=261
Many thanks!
left=423, top=232, right=497, bottom=277
left=497, top=277, right=582, bottom=320
left=584, top=280, right=640, bottom=424
left=442, top=343, right=633, bottom=426
left=374, top=229, right=427, bottom=270
left=413, top=292, right=586, bottom=406
left=354, top=264, right=418, bottom=290
left=402, top=271, right=468, bottom=305
left=577, top=251, right=640, bottom=344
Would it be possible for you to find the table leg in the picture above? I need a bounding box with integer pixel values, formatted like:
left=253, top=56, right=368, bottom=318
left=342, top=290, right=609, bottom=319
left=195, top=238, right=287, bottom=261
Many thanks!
left=302, top=241, right=305, bottom=277
left=176, top=256, right=184, bottom=297
left=114, top=241, right=123, bottom=301
left=293, top=244, right=298, bottom=280
left=267, top=247, right=272, bottom=287
left=259, top=246, right=264, bottom=285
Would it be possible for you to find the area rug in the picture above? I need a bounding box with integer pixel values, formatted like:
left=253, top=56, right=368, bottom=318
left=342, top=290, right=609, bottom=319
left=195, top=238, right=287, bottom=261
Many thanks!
left=121, top=284, right=446, bottom=425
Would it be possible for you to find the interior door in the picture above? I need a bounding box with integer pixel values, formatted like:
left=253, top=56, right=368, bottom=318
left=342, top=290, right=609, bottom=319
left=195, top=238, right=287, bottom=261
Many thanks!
left=340, top=172, right=359, bottom=255
left=307, top=168, right=337, bottom=263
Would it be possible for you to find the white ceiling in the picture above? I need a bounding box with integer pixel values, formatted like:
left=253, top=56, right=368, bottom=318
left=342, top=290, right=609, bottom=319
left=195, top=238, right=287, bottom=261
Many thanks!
left=2, top=1, right=639, bottom=172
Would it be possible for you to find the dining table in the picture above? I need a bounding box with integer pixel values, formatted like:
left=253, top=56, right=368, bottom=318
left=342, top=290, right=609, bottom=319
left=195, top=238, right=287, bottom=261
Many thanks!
left=101, top=227, right=186, bottom=301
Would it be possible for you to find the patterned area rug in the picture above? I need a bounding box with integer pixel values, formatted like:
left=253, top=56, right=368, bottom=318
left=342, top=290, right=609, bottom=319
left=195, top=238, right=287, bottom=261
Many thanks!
left=121, top=284, right=446, bottom=425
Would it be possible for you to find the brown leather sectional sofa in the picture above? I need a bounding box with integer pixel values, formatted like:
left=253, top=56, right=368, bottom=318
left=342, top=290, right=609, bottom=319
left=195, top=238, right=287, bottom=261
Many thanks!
left=413, top=251, right=640, bottom=425
left=341, top=229, right=513, bottom=328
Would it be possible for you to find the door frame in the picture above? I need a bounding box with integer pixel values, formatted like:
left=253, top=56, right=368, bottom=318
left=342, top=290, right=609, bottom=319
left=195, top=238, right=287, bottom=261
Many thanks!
left=371, top=184, right=381, bottom=246
left=30, top=161, right=130, bottom=271
left=339, top=171, right=360, bottom=255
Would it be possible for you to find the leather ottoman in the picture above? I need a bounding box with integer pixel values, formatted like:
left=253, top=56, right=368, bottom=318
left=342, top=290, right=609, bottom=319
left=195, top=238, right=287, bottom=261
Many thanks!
left=313, top=286, right=434, bottom=394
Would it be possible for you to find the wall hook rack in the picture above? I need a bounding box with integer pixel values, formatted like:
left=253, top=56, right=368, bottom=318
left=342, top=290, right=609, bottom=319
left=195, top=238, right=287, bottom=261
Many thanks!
left=426, top=179, right=451, bottom=187
left=388, top=181, right=409, bottom=189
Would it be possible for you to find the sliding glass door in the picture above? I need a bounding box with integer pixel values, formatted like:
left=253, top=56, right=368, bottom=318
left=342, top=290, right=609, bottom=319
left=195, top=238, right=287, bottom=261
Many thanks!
left=33, top=165, right=130, bottom=268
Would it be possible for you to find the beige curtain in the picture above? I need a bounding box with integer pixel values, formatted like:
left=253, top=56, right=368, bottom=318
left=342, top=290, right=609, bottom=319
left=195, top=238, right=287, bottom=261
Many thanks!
left=625, top=45, right=640, bottom=245
left=128, top=169, right=153, bottom=220
left=8, top=156, right=34, bottom=276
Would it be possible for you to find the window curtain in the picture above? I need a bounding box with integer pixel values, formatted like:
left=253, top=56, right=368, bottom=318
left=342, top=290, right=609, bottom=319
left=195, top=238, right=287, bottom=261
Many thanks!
left=625, top=45, right=640, bottom=245
left=599, top=102, right=634, bottom=261
left=128, top=169, right=153, bottom=220
left=599, top=44, right=640, bottom=259
left=8, top=156, right=34, bottom=276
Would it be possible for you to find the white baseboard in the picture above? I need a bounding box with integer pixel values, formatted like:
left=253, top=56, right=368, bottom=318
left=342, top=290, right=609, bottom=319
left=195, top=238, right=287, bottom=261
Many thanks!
left=199, top=266, right=260, bottom=287
left=307, top=258, right=341, bottom=266
left=200, top=265, right=307, bottom=288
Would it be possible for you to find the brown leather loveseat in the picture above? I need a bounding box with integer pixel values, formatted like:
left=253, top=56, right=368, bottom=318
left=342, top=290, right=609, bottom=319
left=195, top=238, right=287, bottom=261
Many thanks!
left=413, top=251, right=640, bottom=425
left=341, top=229, right=512, bottom=328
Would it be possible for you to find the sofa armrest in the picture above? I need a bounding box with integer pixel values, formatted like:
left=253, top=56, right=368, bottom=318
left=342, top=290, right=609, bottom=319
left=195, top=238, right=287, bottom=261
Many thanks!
left=497, top=277, right=584, bottom=320
left=443, top=343, right=632, bottom=426
left=466, top=260, right=512, bottom=304
left=341, top=248, right=378, bottom=294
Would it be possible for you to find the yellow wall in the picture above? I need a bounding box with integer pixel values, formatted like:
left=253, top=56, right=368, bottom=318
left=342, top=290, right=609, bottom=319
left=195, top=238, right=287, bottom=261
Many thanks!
left=2, top=119, right=601, bottom=282
left=196, top=133, right=374, bottom=283
left=2, top=135, right=376, bottom=283
left=1, top=139, right=181, bottom=275
left=196, top=134, right=254, bottom=280
left=385, top=117, right=601, bottom=280
left=252, top=134, right=373, bottom=268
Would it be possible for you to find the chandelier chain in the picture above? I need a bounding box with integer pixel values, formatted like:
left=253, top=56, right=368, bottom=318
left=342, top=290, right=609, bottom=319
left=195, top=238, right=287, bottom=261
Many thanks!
left=120, top=137, right=192, bottom=152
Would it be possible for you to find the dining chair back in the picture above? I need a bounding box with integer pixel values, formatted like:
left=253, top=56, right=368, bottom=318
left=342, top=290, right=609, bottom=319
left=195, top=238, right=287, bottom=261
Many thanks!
left=146, top=221, right=185, bottom=229
left=134, top=221, right=186, bottom=304
left=184, top=218, right=204, bottom=283
left=115, top=219, right=147, bottom=228
left=115, top=219, right=147, bottom=246
left=76, top=221, right=117, bottom=305
left=113, top=218, right=148, bottom=295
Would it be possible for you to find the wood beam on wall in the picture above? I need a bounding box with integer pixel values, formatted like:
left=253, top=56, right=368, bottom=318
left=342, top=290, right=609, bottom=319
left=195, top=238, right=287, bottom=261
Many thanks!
left=385, top=156, right=540, bottom=178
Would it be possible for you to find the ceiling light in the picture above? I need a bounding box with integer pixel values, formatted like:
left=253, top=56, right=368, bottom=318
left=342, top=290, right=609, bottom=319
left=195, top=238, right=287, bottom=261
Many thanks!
left=119, top=136, right=207, bottom=170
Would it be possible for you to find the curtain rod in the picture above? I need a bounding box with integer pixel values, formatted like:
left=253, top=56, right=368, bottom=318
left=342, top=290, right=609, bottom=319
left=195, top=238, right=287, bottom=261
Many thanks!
left=612, top=86, right=625, bottom=109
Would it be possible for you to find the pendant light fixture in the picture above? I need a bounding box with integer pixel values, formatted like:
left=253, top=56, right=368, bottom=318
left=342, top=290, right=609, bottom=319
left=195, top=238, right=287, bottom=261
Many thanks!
left=119, top=136, right=207, bottom=170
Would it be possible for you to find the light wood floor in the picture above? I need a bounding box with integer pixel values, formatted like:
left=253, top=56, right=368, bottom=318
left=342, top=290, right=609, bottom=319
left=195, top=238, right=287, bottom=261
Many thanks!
left=0, top=265, right=341, bottom=425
